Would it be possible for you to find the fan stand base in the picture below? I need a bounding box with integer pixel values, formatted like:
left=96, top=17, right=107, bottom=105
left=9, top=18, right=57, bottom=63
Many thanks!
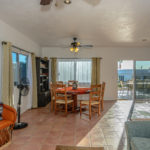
left=14, top=122, right=28, bottom=130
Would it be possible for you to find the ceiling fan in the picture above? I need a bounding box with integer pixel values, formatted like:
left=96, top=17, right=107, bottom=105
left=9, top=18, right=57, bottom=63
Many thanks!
left=40, top=0, right=71, bottom=5
left=40, top=0, right=53, bottom=5
left=46, top=37, right=93, bottom=53
left=69, top=37, right=93, bottom=53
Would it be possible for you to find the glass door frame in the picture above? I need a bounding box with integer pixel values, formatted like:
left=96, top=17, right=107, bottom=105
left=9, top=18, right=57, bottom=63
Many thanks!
left=117, top=60, right=134, bottom=100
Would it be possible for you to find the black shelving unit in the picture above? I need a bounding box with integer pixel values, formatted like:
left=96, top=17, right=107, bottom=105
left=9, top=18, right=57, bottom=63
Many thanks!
left=36, top=57, right=50, bottom=107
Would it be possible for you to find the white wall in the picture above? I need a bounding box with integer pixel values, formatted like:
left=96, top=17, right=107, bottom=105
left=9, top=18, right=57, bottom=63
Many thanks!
left=0, top=19, right=41, bottom=55
left=0, top=19, right=41, bottom=113
left=42, top=47, right=150, bottom=100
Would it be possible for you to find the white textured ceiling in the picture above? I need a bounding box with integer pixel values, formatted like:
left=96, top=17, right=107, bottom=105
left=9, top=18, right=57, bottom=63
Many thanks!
left=0, top=0, right=150, bottom=47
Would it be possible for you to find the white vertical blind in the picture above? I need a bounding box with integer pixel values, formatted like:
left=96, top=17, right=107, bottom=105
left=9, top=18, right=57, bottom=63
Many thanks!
left=57, top=59, right=92, bottom=86
left=58, top=59, right=75, bottom=82
left=76, top=60, right=91, bottom=83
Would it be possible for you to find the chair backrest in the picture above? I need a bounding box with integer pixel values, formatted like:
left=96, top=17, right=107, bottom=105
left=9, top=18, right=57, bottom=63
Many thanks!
left=56, top=81, right=64, bottom=87
left=68, top=80, right=78, bottom=87
left=50, top=83, right=55, bottom=99
left=101, top=82, right=106, bottom=100
left=55, top=84, right=67, bottom=102
left=90, top=84, right=101, bottom=102
left=2, top=104, right=17, bottom=124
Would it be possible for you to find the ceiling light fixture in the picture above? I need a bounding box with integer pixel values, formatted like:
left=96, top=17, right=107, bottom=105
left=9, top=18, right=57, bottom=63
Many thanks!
left=64, top=0, right=71, bottom=4
left=70, top=38, right=80, bottom=53
left=70, top=47, right=79, bottom=53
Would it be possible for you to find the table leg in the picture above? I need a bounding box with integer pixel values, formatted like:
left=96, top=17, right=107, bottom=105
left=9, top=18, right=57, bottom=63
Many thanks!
left=73, top=94, right=77, bottom=109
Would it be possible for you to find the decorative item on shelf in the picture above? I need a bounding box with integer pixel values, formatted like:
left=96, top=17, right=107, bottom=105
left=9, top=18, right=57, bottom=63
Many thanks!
left=72, top=81, right=78, bottom=90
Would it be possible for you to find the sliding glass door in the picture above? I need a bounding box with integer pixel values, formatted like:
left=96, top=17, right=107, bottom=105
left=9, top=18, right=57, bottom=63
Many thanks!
left=135, top=61, right=150, bottom=100
left=118, top=60, right=150, bottom=101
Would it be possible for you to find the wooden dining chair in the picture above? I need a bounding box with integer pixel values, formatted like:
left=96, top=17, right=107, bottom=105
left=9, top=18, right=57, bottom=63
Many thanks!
left=56, top=81, right=64, bottom=87
left=101, top=82, right=106, bottom=111
left=80, top=84, right=101, bottom=120
left=68, top=80, right=78, bottom=87
left=55, top=84, right=74, bottom=116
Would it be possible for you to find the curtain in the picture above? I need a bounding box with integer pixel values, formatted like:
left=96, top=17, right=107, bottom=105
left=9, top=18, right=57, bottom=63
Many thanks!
left=91, top=57, right=101, bottom=85
left=31, top=53, right=38, bottom=108
left=2, top=42, right=14, bottom=106
left=51, top=58, right=57, bottom=83
left=27, top=54, right=33, bottom=110
left=0, top=43, right=2, bottom=103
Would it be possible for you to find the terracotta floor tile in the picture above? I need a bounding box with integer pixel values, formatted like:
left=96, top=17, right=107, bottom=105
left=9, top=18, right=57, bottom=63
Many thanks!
left=44, top=136, right=61, bottom=145
left=59, top=136, right=75, bottom=145
left=2, top=143, right=24, bottom=150
left=21, top=143, right=41, bottom=150
left=41, top=144, right=56, bottom=150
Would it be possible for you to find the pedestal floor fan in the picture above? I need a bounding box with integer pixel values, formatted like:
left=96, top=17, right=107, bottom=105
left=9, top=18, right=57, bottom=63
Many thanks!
left=14, top=78, right=30, bottom=130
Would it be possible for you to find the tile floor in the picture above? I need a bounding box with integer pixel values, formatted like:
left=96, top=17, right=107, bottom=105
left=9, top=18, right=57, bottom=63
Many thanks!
left=3, top=100, right=132, bottom=150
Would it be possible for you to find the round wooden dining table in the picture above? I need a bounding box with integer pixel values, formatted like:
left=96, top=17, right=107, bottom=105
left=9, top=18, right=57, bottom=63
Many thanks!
left=56, top=87, right=91, bottom=109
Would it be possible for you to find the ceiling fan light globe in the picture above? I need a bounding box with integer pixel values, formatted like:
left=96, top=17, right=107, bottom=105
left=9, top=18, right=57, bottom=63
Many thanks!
left=75, top=47, right=79, bottom=53
left=64, top=0, right=71, bottom=4
left=77, top=42, right=80, bottom=46
left=70, top=47, right=74, bottom=52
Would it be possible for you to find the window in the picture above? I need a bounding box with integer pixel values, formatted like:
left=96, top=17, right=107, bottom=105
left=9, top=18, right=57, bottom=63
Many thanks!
left=57, top=59, right=92, bottom=84
left=12, top=52, right=28, bottom=85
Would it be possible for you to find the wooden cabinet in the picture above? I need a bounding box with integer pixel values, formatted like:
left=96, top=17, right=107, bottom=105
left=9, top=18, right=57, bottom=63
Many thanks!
left=36, top=57, right=50, bottom=107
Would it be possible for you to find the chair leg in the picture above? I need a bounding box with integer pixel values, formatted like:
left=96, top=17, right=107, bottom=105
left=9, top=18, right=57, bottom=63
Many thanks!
left=101, top=100, right=104, bottom=111
left=98, top=103, right=101, bottom=116
left=51, top=100, right=54, bottom=112
left=55, top=101, right=57, bottom=114
left=65, top=104, right=68, bottom=116
left=80, top=101, right=82, bottom=117
left=72, top=102, right=75, bottom=112
left=89, top=104, right=91, bottom=120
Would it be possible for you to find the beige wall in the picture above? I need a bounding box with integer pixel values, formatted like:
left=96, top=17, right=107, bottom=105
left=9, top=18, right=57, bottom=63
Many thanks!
left=0, top=19, right=41, bottom=55
left=0, top=19, right=41, bottom=111
left=42, top=47, right=150, bottom=100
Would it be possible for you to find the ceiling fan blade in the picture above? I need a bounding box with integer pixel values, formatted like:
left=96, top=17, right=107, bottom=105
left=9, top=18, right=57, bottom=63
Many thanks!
left=79, top=45, right=94, bottom=48
left=40, top=0, right=52, bottom=5
left=46, top=45, right=70, bottom=48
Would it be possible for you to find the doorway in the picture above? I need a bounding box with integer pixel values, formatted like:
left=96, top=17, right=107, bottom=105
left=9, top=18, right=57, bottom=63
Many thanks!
left=117, top=60, right=134, bottom=100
